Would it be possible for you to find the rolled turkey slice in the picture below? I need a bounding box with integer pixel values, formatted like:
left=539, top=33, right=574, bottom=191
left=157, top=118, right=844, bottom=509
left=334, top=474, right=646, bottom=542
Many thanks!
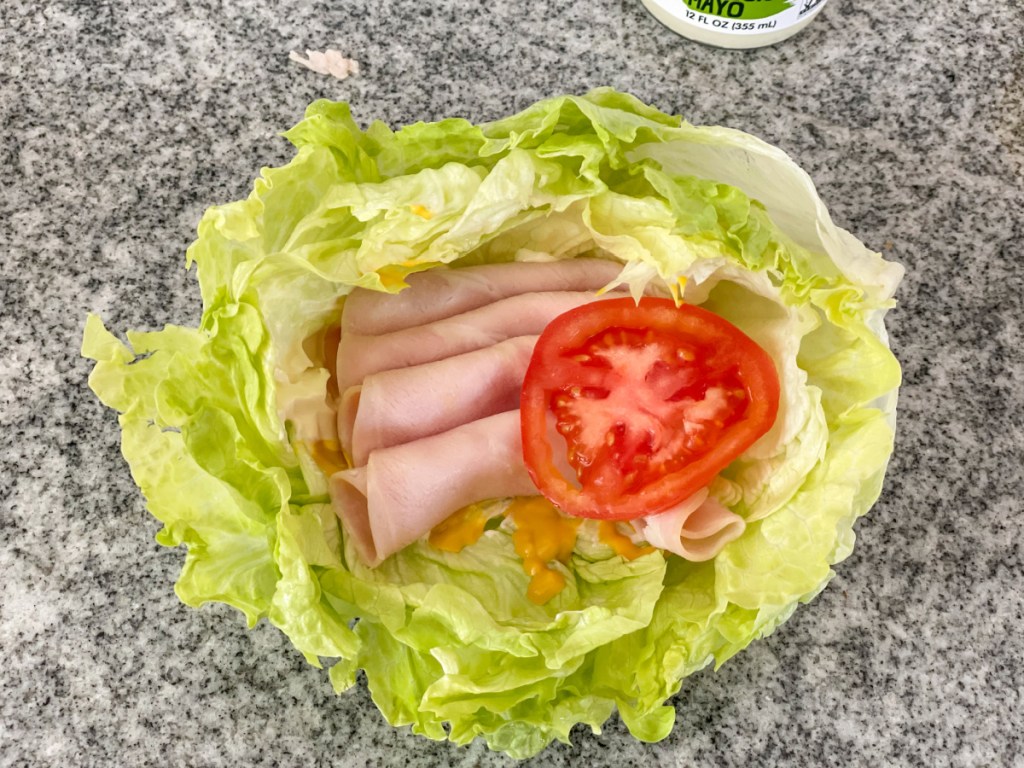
left=330, top=410, right=537, bottom=566
left=631, top=490, right=746, bottom=562
left=339, top=335, right=537, bottom=467
left=341, top=258, right=625, bottom=335
left=335, top=290, right=625, bottom=392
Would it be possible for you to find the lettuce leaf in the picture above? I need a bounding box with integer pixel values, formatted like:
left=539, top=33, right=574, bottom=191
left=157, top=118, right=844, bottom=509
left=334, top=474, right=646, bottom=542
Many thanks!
left=83, top=89, right=901, bottom=759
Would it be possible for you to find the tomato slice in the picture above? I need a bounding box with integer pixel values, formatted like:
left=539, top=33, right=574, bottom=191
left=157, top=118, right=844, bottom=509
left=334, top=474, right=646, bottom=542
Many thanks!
left=520, top=297, right=780, bottom=520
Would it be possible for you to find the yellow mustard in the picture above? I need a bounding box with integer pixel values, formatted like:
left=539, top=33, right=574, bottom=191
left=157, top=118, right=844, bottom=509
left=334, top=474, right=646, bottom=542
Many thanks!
left=597, top=520, right=656, bottom=560
left=508, top=497, right=581, bottom=605
left=307, top=439, right=349, bottom=477
left=428, top=498, right=656, bottom=605
left=428, top=504, right=488, bottom=553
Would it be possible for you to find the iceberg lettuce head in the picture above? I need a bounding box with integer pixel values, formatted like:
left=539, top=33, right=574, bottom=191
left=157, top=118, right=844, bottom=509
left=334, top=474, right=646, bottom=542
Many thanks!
left=84, top=89, right=901, bottom=758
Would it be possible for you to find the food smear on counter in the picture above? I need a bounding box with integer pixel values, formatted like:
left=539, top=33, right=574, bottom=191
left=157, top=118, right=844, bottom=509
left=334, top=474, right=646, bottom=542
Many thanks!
left=289, top=49, right=360, bottom=79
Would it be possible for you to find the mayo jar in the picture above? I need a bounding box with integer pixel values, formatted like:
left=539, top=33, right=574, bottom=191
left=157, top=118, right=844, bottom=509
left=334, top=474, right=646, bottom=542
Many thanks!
left=640, top=0, right=830, bottom=49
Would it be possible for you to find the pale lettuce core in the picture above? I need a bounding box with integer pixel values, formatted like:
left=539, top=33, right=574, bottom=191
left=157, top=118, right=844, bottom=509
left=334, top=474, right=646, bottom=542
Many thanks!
left=83, top=90, right=902, bottom=759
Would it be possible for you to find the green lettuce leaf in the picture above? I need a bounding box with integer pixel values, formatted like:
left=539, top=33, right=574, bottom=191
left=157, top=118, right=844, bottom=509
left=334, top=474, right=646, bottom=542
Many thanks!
left=83, top=89, right=901, bottom=758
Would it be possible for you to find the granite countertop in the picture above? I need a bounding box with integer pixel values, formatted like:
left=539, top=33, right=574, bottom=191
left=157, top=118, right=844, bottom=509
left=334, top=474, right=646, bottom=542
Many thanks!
left=3, top=1, right=1022, bottom=765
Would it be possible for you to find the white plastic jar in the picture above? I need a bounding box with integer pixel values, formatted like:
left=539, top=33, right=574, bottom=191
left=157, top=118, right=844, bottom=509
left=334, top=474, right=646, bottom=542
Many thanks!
left=640, top=0, right=830, bottom=49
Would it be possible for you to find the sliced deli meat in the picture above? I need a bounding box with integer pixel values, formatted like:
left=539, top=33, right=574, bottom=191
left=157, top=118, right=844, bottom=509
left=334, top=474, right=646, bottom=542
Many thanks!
left=339, top=335, right=538, bottom=466
left=341, top=258, right=626, bottom=336
left=335, top=290, right=625, bottom=392
left=631, top=490, right=746, bottom=562
left=331, top=410, right=745, bottom=568
left=330, top=411, right=537, bottom=566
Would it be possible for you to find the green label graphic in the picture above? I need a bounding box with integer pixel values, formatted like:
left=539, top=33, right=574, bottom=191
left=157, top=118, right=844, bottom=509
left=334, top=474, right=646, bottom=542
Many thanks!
left=682, top=0, right=792, bottom=19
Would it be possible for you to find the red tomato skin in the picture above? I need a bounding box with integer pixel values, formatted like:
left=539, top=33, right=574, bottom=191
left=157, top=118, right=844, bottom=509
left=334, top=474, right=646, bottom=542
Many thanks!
left=520, top=297, right=780, bottom=521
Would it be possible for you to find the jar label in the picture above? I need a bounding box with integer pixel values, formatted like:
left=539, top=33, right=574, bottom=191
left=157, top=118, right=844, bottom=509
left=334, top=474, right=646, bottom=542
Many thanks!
left=651, top=0, right=830, bottom=35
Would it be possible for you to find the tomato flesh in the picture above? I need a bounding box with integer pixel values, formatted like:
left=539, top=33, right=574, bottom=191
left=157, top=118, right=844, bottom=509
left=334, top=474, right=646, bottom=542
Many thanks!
left=520, top=298, right=780, bottom=520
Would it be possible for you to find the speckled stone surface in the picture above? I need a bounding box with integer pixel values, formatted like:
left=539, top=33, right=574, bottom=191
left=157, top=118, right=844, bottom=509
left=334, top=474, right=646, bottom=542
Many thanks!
left=2, top=0, right=1022, bottom=765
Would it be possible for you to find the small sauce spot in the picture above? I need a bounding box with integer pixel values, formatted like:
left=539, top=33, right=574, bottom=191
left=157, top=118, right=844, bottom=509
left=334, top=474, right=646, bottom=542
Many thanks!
left=598, top=520, right=656, bottom=560
left=508, top=497, right=581, bottom=605
left=429, top=504, right=488, bottom=553
left=302, top=323, right=341, bottom=400
left=308, top=439, right=348, bottom=476
left=410, top=204, right=433, bottom=220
